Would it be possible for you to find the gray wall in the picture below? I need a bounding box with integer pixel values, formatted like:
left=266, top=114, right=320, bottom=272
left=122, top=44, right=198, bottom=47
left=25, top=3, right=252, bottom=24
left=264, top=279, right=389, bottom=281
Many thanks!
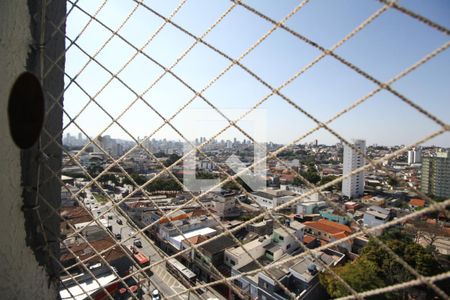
left=0, top=0, right=65, bottom=298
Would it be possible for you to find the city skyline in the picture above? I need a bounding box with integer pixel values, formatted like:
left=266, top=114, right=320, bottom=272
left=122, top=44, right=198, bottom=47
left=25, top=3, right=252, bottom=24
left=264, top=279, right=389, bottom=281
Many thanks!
left=63, top=130, right=450, bottom=148
left=63, top=0, right=450, bottom=146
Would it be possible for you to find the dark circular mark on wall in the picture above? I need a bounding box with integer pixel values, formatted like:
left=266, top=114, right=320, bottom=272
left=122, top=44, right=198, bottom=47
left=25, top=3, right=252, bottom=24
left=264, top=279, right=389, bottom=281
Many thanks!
left=8, top=72, right=45, bottom=149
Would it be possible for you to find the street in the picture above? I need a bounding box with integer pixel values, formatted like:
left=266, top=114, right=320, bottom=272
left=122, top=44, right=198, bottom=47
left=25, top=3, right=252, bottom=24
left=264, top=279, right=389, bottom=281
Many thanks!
left=83, top=188, right=222, bottom=300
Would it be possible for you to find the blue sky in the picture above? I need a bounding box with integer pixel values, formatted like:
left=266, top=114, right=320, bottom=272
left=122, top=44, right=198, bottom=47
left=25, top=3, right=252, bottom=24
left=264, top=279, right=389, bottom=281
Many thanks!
left=63, top=0, right=450, bottom=146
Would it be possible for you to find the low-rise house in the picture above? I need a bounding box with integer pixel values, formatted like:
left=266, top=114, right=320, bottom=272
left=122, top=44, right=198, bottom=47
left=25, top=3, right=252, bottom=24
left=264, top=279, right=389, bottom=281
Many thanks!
left=319, top=208, right=351, bottom=225
left=361, top=195, right=386, bottom=206
left=344, top=201, right=359, bottom=213
left=253, top=189, right=296, bottom=209
left=257, top=249, right=345, bottom=300
left=61, top=184, right=80, bottom=207
left=304, top=219, right=353, bottom=252
left=271, top=221, right=305, bottom=254
left=363, top=206, right=392, bottom=228
left=60, top=237, right=132, bottom=276
left=190, top=235, right=238, bottom=282
left=296, top=201, right=327, bottom=215
left=247, top=219, right=274, bottom=236
left=225, top=235, right=272, bottom=269
left=409, top=198, right=425, bottom=210
left=208, top=193, right=241, bottom=218
left=59, top=264, right=121, bottom=300
left=159, top=215, right=217, bottom=241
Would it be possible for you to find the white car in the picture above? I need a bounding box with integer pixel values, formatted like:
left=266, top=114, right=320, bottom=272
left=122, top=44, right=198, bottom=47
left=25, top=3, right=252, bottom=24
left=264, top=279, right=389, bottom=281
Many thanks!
left=151, top=289, right=160, bottom=300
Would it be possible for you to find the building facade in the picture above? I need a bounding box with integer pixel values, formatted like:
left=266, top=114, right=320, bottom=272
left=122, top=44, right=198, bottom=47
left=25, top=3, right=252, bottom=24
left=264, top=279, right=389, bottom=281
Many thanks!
left=408, top=147, right=422, bottom=165
left=421, top=151, right=450, bottom=198
left=342, top=139, right=366, bottom=198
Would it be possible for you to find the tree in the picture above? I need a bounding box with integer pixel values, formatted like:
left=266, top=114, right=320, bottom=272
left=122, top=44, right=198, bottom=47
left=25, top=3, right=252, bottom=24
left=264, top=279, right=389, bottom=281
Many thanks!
left=196, top=171, right=218, bottom=179
left=222, top=177, right=252, bottom=192
left=163, top=153, right=181, bottom=167
left=387, top=177, right=400, bottom=187
left=87, top=164, right=104, bottom=177
left=405, top=219, right=448, bottom=248
left=122, top=173, right=147, bottom=186
left=145, top=178, right=182, bottom=192
left=299, top=168, right=321, bottom=185
left=99, top=173, right=119, bottom=185
left=319, top=175, right=342, bottom=191
left=320, top=258, right=384, bottom=298
left=320, top=230, right=442, bottom=299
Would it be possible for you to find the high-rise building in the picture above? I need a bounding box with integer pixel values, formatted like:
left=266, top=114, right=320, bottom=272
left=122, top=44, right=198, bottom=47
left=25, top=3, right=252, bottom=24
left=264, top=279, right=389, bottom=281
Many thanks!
left=408, top=150, right=415, bottom=165
left=421, top=150, right=450, bottom=198
left=407, top=147, right=422, bottom=165
left=342, top=139, right=366, bottom=199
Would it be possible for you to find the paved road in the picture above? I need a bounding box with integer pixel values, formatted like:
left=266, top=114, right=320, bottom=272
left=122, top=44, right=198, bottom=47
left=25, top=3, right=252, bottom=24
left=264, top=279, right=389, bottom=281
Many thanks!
left=84, top=189, right=222, bottom=300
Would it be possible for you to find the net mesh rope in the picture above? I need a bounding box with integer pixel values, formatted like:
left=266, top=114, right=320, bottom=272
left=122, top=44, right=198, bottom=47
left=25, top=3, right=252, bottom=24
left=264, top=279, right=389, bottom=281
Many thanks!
left=34, top=0, right=450, bottom=299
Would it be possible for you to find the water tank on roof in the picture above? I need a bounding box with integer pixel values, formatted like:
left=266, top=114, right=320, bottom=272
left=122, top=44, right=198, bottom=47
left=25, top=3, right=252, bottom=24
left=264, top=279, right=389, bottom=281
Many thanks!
left=307, top=264, right=317, bottom=275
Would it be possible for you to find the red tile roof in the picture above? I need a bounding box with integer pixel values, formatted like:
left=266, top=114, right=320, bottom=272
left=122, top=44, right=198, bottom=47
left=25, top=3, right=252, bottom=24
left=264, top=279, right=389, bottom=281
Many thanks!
left=183, top=234, right=209, bottom=245
left=60, top=237, right=126, bottom=266
left=60, top=206, right=92, bottom=224
left=331, top=232, right=348, bottom=240
left=304, top=219, right=352, bottom=235
left=409, top=198, right=425, bottom=207
left=303, top=234, right=316, bottom=244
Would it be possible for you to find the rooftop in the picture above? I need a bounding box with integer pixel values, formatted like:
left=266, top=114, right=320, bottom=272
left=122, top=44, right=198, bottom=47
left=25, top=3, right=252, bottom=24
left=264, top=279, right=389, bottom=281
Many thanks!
left=170, top=227, right=217, bottom=250
left=200, top=235, right=237, bottom=255
left=289, top=250, right=343, bottom=283
left=304, top=219, right=352, bottom=235
left=60, top=237, right=127, bottom=267
left=60, top=206, right=92, bottom=224
left=253, top=189, right=295, bottom=200
left=227, top=235, right=270, bottom=257
left=365, top=206, right=391, bottom=219
left=409, top=198, right=425, bottom=207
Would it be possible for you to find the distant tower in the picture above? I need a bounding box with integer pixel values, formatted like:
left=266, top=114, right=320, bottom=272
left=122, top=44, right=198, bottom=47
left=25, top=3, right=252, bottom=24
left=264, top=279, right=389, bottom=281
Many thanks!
left=342, top=139, right=366, bottom=198
left=408, top=150, right=415, bottom=165
left=414, top=147, right=422, bottom=163
left=408, top=147, right=422, bottom=165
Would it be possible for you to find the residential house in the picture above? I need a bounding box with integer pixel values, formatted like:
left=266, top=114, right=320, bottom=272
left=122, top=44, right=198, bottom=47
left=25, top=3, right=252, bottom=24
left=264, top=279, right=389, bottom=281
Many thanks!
left=271, top=221, right=305, bottom=254
left=253, top=189, right=296, bottom=209
left=344, top=201, right=359, bottom=213
left=190, top=235, right=238, bottom=282
left=304, top=219, right=353, bottom=252
left=361, top=195, right=386, bottom=206
left=224, top=235, right=272, bottom=269
left=319, top=208, right=351, bottom=225
left=409, top=198, right=425, bottom=210
left=257, top=249, right=345, bottom=300
left=296, top=201, right=327, bottom=215
left=363, top=206, right=392, bottom=228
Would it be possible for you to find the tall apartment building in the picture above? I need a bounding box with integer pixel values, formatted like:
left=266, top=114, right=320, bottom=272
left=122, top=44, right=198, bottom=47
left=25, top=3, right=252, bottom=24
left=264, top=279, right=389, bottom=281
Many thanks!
left=407, top=147, right=422, bottom=165
left=421, top=150, right=450, bottom=198
left=342, top=139, right=366, bottom=198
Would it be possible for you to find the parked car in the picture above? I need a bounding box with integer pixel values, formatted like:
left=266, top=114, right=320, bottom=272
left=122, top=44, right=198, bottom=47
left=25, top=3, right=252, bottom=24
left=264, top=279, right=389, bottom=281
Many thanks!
left=116, top=219, right=123, bottom=225
left=151, top=289, right=160, bottom=300
left=133, top=239, right=142, bottom=248
left=108, top=215, right=113, bottom=220
left=115, top=233, right=121, bottom=240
